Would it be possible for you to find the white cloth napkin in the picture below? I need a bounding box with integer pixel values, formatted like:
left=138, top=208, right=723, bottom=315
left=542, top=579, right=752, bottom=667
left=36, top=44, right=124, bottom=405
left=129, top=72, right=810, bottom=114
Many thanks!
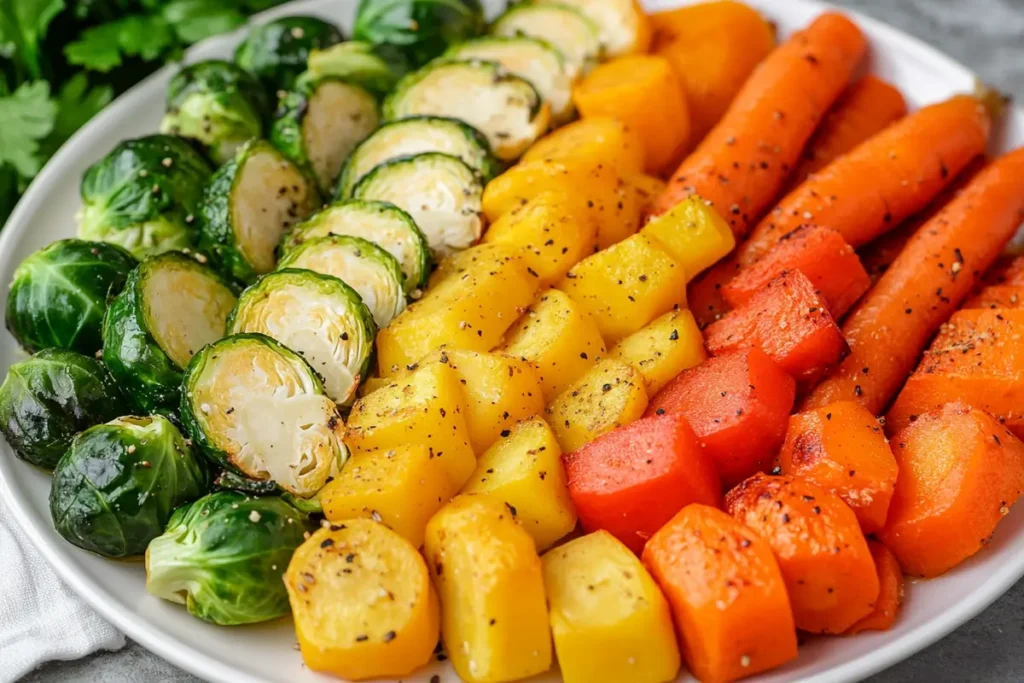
left=0, top=500, right=125, bottom=683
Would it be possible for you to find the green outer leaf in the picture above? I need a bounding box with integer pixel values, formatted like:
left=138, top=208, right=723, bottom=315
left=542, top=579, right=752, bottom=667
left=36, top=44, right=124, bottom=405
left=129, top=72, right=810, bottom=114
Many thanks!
left=234, top=15, right=344, bottom=92
left=0, top=81, right=58, bottom=178
left=145, top=491, right=315, bottom=625
left=306, top=41, right=399, bottom=99
left=5, top=238, right=138, bottom=355
left=352, top=0, right=485, bottom=69
left=166, top=59, right=270, bottom=120
left=0, top=348, right=126, bottom=469
left=49, top=415, right=209, bottom=558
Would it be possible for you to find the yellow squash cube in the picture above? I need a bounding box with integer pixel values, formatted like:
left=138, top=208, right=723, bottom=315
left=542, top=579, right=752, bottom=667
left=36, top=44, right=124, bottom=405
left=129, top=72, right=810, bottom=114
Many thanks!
left=522, top=117, right=645, bottom=173
left=424, top=495, right=552, bottom=682
left=346, top=362, right=476, bottom=490
left=641, top=195, right=735, bottom=281
left=428, top=242, right=521, bottom=290
left=499, top=289, right=607, bottom=401
left=625, top=171, right=667, bottom=215
left=542, top=530, right=681, bottom=683
left=556, top=233, right=687, bottom=343
left=546, top=358, right=648, bottom=452
left=461, top=416, right=577, bottom=551
left=285, top=520, right=439, bottom=681
left=320, top=444, right=451, bottom=548
left=608, top=309, right=706, bottom=395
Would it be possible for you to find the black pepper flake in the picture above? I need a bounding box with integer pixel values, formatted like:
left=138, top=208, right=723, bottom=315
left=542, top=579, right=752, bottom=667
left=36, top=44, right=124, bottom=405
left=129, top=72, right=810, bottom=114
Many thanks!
left=355, top=634, right=368, bottom=642
left=994, top=434, right=1002, bottom=445
left=655, top=408, right=666, bottom=415
left=826, top=413, right=832, bottom=420
left=854, top=385, right=862, bottom=396
left=813, top=505, right=821, bottom=514
left=345, top=553, right=355, bottom=563
left=741, top=539, right=751, bottom=548
left=781, top=513, right=790, bottom=523
left=320, top=539, right=334, bottom=548
left=500, top=429, right=511, bottom=437
left=669, top=329, right=679, bottom=341
left=580, top=352, right=588, bottom=359
left=383, top=630, right=397, bottom=642
left=602, top=383, right=612, bottom=392
left=506, top=502, right=517, bottom=517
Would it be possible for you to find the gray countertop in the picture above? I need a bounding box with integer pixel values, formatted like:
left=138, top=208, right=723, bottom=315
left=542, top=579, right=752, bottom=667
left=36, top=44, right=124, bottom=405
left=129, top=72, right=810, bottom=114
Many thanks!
left=21, top=0, right=1024, bottom=681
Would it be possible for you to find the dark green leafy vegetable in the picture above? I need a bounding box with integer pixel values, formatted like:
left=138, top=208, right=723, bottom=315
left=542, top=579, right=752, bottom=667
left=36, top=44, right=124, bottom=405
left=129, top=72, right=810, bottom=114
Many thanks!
left=5, top=239, right=137, bottom=355
left=0, top=349, right=125, bottom=469
left=305, top=41, right=400, bottom=99
left=49, top=415, right=209, bottom=558
left=352, top=0, right=486, bottom=71
left=234, top=15, right=345, bottom=92
left=145, top=491, right=315, bottom=625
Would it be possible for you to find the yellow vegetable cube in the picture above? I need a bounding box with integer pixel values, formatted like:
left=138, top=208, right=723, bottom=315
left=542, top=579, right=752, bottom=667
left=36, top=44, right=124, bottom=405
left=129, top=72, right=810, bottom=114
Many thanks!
left=320, top=444, right=451, bottom=548
left=425, top=495, right=552, bottom=682
left=608, top=309, right=706, bottom=395
left=346, top=362, right=476, bottom=490
left=428, top=242, right=521, bottom=290
left=285, top=520, right=439, bottom=681
left=483, top=191, right=597, bottom=285
left=542, top=530, right=681, bottom=683
left=641, top=195, right=735, bottom=281
left=461, top=416, right=577, bottom=551
left=499, top=289, right=607, bottom=401
left=522, top=117, right=645, bottom=173
left=625, top=171, right=667, bottom=215
left=546, top=358, right=648, bottom=452
left=556, top=233, right=687, bottom=343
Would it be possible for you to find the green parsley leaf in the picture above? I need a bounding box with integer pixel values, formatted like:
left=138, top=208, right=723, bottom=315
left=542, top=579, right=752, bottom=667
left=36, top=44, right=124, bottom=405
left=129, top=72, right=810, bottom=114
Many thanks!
left=65, top=14, right=176, bottom=72
left=0, top=0, right=66, bottom=77
left=0, top=81, right=57, bottom=178
left=41, top=73, right=113, bottom=158
left=161, top=0, right=247, bottom=44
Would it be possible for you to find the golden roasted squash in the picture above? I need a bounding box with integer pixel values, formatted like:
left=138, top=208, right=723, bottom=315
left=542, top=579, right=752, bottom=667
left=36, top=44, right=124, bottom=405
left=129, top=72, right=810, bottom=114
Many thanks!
left=641, top=195, right=736, bottom=281
left=522, top=117, right=645, bottom=173
left=608, top=309, right=706, bottom=395
left=546, top=358, right=648, bottom=452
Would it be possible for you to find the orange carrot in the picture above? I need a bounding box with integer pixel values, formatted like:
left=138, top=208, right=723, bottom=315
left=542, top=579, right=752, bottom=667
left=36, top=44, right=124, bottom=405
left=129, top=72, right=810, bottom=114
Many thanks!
left=961, top=284, right=1024, bottom=310
left=789, top=76, right=907, bottom=187
left=803, top=147, right=1024, bottom=414
left=846, top=540, right=903, bottom=634
left=980, top=254, right=1024, bottom=287
left=649, top=12, right=867, bottom=236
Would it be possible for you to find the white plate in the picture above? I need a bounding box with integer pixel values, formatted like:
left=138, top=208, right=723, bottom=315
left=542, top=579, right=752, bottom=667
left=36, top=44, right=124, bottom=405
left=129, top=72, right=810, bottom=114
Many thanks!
left=2, top=1, right=1023, bottom=682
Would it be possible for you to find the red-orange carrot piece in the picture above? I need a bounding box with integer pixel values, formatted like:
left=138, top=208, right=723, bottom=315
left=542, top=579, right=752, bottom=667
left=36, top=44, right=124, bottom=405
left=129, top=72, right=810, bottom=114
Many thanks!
left=705, top=270, right=847, bottom=385
left=980, top=255, right=1024, bottom=287
left=879, top=404, right=1024, bottom=578
left=789, top=75, right=907, bottom=187
left=846, top=540, right=903, bottom=634
left=649, top=12, right=867, bottom=236
left=961, top=284, right=1024, bottom=310
left=803, top=147, right=1024, bottom=414
left=725, top=473, right=879, bottom=634
left=722, top=224, right=870, bottom=319
left=642, top=504, right=798, bottom=683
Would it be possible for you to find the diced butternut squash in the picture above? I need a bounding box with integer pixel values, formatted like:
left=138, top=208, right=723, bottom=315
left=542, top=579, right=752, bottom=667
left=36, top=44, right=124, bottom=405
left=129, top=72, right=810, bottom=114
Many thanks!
left=641, top=195, right=736, bottom=282
left=543, top=531, right=681, bottom=683
left=429, top=242, right=523, bottom=289
left=846, top=540, right=904, bottom=634
left=726, top=474, right=879, bottom=634
left=625, top=172, right=667, bottom=217
left=424, top=495, right=552, bottom=682
left=608, top=309, right=706, bottom=395
left=564, top=412, right=720, bottom=553
left=547, top=358, right=648, bottom=452
left=346, top=362, right=476, bottom=490
left=643, top=505, right=798, bottom=683
left=574, top=54, right=690, bottom=174
left=482, top=190, right=597, bottom=285
left=557, top=233, right=687, bottom=343
left=879, top=404, right=1024, bottom=578
left=462, top=416, right=577, bottom=551
left=778, top=401, right=898, bottom=533
left=377, top=251, right=541, bottom=374
left=500, top=289, right=607, bottom=401
left=320, top=444, right=451, bottom=548
left=285, top=520, right=439, bottom=680
left=522, top=116, right=645, bottom=173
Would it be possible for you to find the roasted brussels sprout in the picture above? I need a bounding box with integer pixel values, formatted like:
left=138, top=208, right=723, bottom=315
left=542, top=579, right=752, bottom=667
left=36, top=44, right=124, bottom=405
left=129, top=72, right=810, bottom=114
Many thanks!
left=235, top=15, right=345, bottom=92
left=213, top=468, right=281, bottom=495
left=227, top=269, right=376, bottom=404
left=0, top=349, right=125, bottom=469
left=145, top=491, right=315, bottom=625
left=306, top=41, right=400, bottom=98
left=199, top=140, right=321, bottom=285
left=161, top=60, right=270, bottom=165
left=353, top=0, right=486, bottom=70
left=278, top=235, right=406, bottom=328
left=102, top=252, right=237, bottom=416
left=491, top=3, right=601, bottom=77
left=78, top=135, right=214, bottom=258
left=270, top=74, right=379, bottom=195
left=49, top=415, right=209, bottom=558
left=6, top=239, right=137, bottom=355
left=180, top=333, right=347, bottom=497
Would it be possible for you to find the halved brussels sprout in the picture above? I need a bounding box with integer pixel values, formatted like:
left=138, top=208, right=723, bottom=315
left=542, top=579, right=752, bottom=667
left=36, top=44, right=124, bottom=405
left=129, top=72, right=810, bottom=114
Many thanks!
left=6, top=239, right=137, bottom=355
left=213, top=468, right=282, bottom=495
left=446, top=37, right=575, bottom=123
left=227, top=269, right=376, bottom=404
left=146, top=491, right=315, bottom=625
left=353, top=0, right=486, bottom=70
left=0, top=349, right=125, bottom=469
left=383, top=59, right=549, bottom=161
left=559, top=0, right=649, bottom=57
left=180, top=333, right=347, bottom=497
left=492, top=3, right=602, bottom=77
left=270, top=75, right=379, bottom=195
left=161, top=60, right=269, bottom=165
left=280, top=200, right=430, bottom=293
left=49, top=415, right=209, bottom=558
left=102, top=252, right=237, bottom=416
left=278, top=235, right=406, bottom=328
left=198, top=139, right=321, bottom=284
left=306, top=41, right=399, bottom=98
left=234, top=15, right=345, bottom=92
left=335, top=116, right=499, bottom=200
left=78, top=135, right=214, bottom=258
left=352, top=152, right=483, bottom=258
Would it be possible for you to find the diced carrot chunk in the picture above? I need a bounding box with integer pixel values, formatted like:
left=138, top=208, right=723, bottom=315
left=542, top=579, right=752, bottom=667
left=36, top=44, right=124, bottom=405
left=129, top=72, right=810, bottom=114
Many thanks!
left=846, top=540, right=903, bottom=634
left=961, top=284, right=1024, bottom=310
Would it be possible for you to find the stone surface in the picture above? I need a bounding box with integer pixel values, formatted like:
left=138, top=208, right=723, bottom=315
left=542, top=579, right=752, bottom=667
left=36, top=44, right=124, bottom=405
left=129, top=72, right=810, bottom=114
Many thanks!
left=20, top=0, right=1024, bottom=681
